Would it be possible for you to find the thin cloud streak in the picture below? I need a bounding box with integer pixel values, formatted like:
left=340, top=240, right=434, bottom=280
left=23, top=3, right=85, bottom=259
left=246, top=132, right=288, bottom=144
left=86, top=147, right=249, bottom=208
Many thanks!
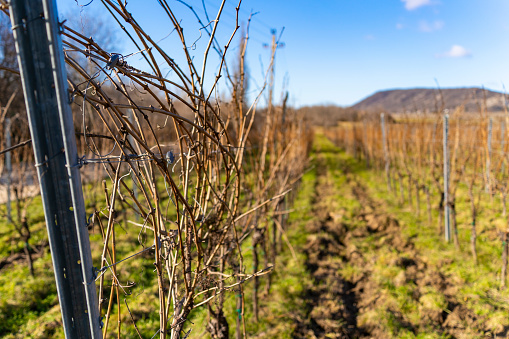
left=436, top=45, right=472, bottom=58
left=402, top=0, right=432, bottom=10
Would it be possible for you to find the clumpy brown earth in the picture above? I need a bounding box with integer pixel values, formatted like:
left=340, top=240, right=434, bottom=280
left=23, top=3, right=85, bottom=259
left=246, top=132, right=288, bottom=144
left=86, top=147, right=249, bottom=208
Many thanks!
left=293, top=145, right=508, bottom=339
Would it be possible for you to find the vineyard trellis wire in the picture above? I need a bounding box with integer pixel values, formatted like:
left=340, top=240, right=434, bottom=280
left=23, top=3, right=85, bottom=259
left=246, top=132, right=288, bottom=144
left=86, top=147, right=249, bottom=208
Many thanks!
left=0, top=0, right=312, bottom=338
left=329, top=107, right=509, bottom=288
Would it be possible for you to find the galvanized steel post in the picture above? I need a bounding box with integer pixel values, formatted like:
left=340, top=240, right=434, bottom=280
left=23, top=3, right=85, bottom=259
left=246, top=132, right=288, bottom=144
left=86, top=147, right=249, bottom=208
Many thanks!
left=443, top=113, right=450, bottom=242
left=381, top=113, right=391, bottom=193
left=9, top=0, right=102, bottom=337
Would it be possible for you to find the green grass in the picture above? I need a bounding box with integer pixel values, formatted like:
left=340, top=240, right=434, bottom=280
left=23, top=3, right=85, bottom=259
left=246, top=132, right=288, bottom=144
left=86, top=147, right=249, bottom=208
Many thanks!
left=316, top=130, right=509, bottom=338
left=182, top=158, right=318, bottom=338
left=4, top=131, right=509, bottom=338
left=0, top=152, right=318, bottom=338
left=0, top=252, right=59, bottom=338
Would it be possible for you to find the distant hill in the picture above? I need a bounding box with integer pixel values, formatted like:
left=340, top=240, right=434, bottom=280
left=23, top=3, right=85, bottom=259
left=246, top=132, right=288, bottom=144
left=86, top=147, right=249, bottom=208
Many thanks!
left=351, top=87, right=507, bottom=113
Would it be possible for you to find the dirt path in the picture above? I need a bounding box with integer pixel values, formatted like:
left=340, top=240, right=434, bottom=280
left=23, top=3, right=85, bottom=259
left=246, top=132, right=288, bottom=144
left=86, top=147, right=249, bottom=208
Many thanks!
left=293, top=145, right=502, bottom=338
left=293, top=161, right=365, bottom=339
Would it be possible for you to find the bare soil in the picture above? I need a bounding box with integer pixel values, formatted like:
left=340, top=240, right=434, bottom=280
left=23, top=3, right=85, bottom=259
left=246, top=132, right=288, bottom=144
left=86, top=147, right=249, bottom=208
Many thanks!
left=293, top=151, right=508, bottom=338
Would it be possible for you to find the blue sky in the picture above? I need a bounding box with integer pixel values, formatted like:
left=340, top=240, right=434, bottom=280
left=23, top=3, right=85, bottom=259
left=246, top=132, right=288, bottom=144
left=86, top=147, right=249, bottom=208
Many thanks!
left=59, top=0, right=509, bottom=107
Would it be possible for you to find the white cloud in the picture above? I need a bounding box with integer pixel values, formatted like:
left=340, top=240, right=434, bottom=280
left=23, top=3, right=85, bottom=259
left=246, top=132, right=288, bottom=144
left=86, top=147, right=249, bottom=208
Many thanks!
left=437, top=45, right=472, bottom=58
left=419, top=20, right=444, bottom=32
left=364, top=34, right=375, bottom=40
left=396, top=23, right=404, bottom=30
left=402, top=0, right=432, bottom=10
